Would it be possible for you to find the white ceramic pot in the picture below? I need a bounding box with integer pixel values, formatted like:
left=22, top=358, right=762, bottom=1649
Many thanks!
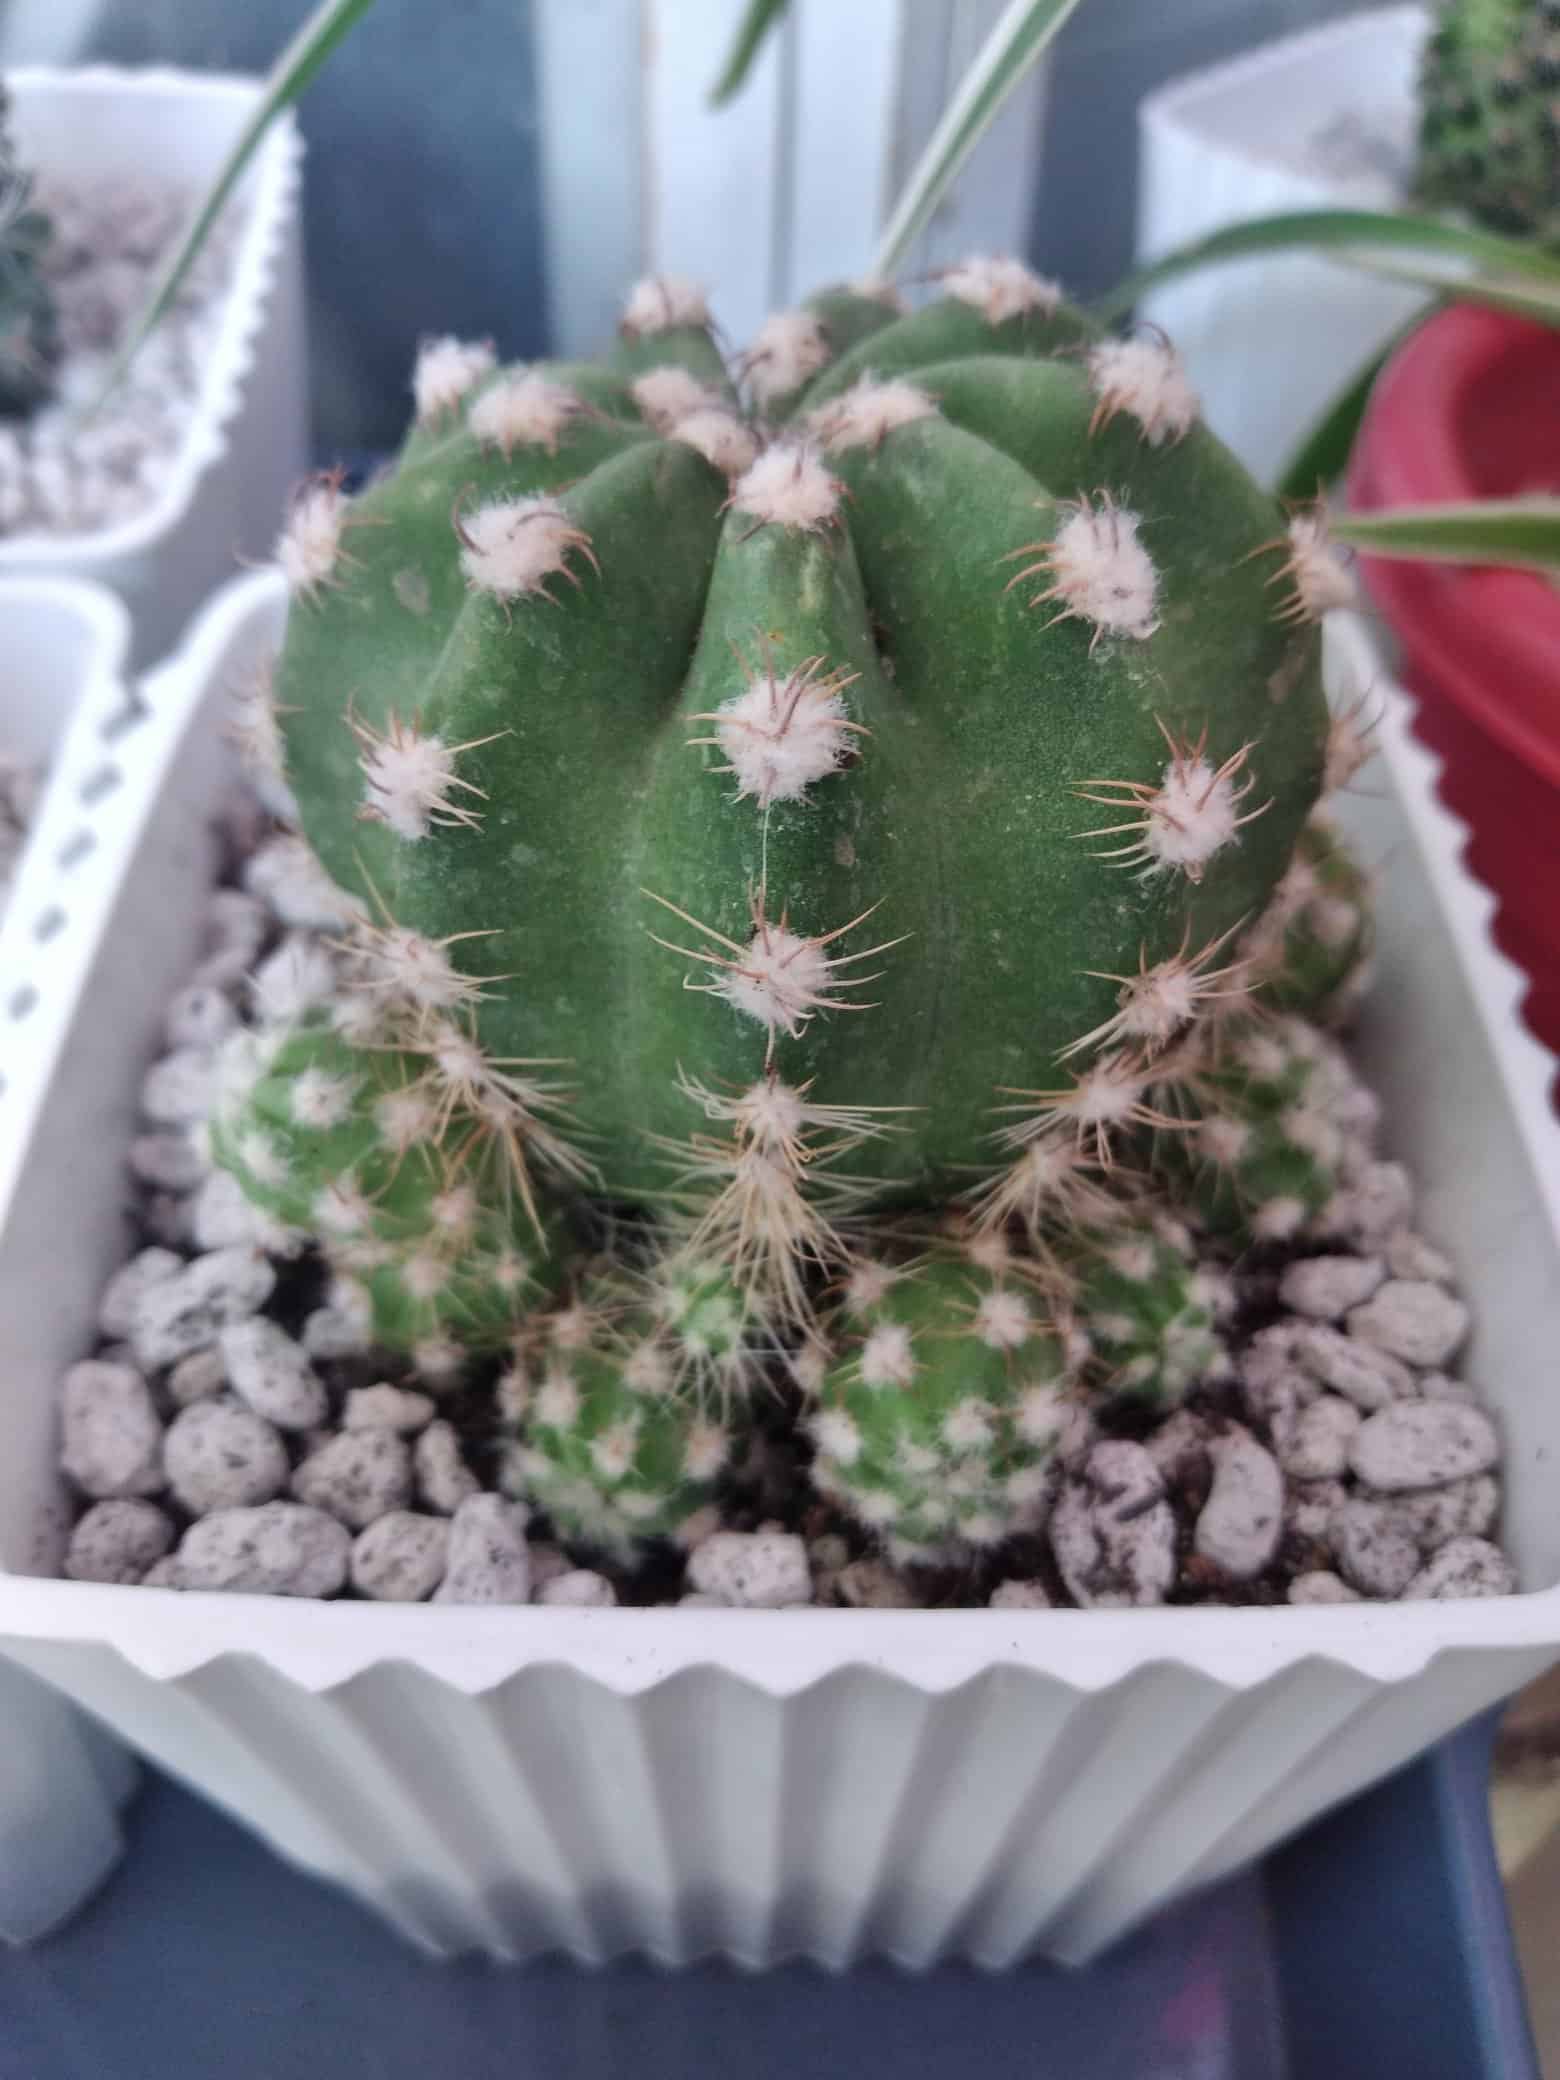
left=0, top=569, right=1556, bottom=1970
left=1137, top=6, right=1431, bottom=485
left=0, top=574, right=139, bottom=1943
left=0, top=68, right=306, bottom=664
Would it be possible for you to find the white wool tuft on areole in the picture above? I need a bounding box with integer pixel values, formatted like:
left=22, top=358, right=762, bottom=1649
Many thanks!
left=314, top=1181, right=372, bottom=1236
left=974, top=1288, right=1032, bottom=1351
left=631, top=365, right=722, bottom=430
left=289, top=1067, right=357, bottom=1131
left=744, top=310, right=832, bottom=407
left=716, top=924, right=836, bottom=1035
left=845, top=1259, right=901, bottom=1315
left=709, top=670, right=856, bottom=803
left=1284, top=512, right=1356, bottom=620
left=356, top=721, right=473, bottom=842
left=1198, top=1114, right=1250, bottom=1167
left=860, top=1321, right=916, bottom=1389
left=413, top=336, right=495, bottom=423
left=730, top=445, right=842, bottom=532
left=942, top=254, right=1060, bottom=325
left=275, top=477, right=349, bottom=597
left=456, top=495, right=593, bottom=601
left=236, top=1128, right=287, bottom=1190
left=1038, top=499, right=1159, bottom=641
left=671, top=407, right=760, bottom=477
left=809, top=374, right=938, bottom=454
left=1087, top=336, right=1200, bottom=445
left=812, top=1408, right=863, bottom=1466
left=683, top=1421, right=730, bottom=1480
left=375, top=1083, right=438, bottom=1152
left=622, top=275, right=710, bottom=337
left=355, top=922, right=484, bottom=1014
left=942, top=1398, right=994, bottom=1452
left=1143, top=755, right=1244, bottom=873
left=535, top=1369, right=582, bottom=1430
left=1253, top=1195, right=1309, bottom=1242
left=468, top=370, right=583, bottom=456
left=590, top=1419, right=641, bottom=1481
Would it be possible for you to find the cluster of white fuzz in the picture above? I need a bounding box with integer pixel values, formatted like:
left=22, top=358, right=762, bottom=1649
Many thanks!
left=730, top=444, right=843, bottom=532
left=455, top=495, right=594, bottom=602
left=1086, top=336, right=1200, bottom=446
left=743, top=310, right=832, bottom=408
left=699, top=660, right=860, bottom=805
left=807, top=374, right=938, bottom=455
left=1010, top=496, right=1160, bottom=643
left=413, top=336, right=496, bottom=424
left=353, top=711, right=493, bottom=842
left=670, top=407, right=759, bottom=478
left=1078, top=730, right=1263, bottom=883
left=468, top=370, right=583, bottom=456
left=275, top=475, right=349, bottom=598
left=621, top=275, right=710, bottom=338
left=630, top=365, right=723, bottom=431
left=942, top=254, right=1060, bottom=326
left=1276, top=511, right=1356, bottom=622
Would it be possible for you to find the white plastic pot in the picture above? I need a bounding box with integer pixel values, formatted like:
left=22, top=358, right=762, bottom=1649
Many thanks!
left=0, top=574, right=139, bottom=1943
left=1137, top=6, right=1430, bottom=485
left=1, top=68, right=307, bottom=665
left=0, top=570, right=1557, bottom=1970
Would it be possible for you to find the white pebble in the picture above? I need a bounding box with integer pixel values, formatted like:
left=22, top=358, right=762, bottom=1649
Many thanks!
left=989, top=1580, right=1051, bottom=1609
left=193, top=890, right=267, bottom=989
left=220, top=1317, right=327, bottom=1430
left=243, top=835, right=360, bottom=932
left=176, top=1503, right=351, bottom=1597
left=128, top=1247, right=276, bottom=1370
left=1404, top=1537, right=1516, bottom=1600
left=343, top=1384, right=436, bottom=1434
left=128, top=1131, right=210, bottom=1192
left=1332, top=1496, right=1421, bottom=1597
left=60, top=1361, right=165, bottom=1499
left=250, top=934, right=339, bottom=1025
left=1385, top=1231, right=1454, bottom=1285
left=686, top=1531, right=811, bottom=1608
left=1347, top=1281, right=1469, bottom=1369
left=1418, top=1374, right=1479, bottom=1404
left=1050, top=1442, right=1176, bottom=1608
left=536, top=1569, right=618, bottom=1608
left=292, top=1427, right=411, bottom=1529
left=1292, top=1322, right=1413, bottom=1409
left=65, top=1499, right=175, bottom=1584
left=1388, top=1474, right=1500, bottom=1551
left=525, top=1542, right=572, bottom=1590
left=302, top=1304, right=371, bottom=1361
left=166, top=1346, right=227, bottom=1406
left=350, top=1511, right=450, bottom=1601
left=1288, top=1570, right=1362, bottom=1606
left=189, top=1169, right=304, bottom=1257
left=139, top=1557, right=184, bottom=1590
left=1349, top=1400, right=1498, bottom=1493
left=1320, top=1162, right=1414, bottom=1247
left=1193, top=1428, right=1283, bottom=1581
left=837, top=1558, right=916, bottom=1608
left=1288, top=1477, right=1345, bottom=1544
left=1278, top=1255, right=1384, bottom=1319
left=97, top=1247, right=182, bottom=1340
left=140, top=1047, right=217, bottom=1126
left=1275, top=1395, right=1361, bottom=1481
left=433, top=1494, right=533, bottom=1605
left=414, top=1419, right=481, bottom=1513
left=1146, top=1408, right=1210, bottom=1480
left=165, top=984, right=238, bottom=1052
left=164, top=1399, right=289, bottom=1514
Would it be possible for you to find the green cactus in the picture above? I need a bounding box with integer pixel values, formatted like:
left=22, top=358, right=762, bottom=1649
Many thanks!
left=0, top=82, right=56, bottom=418
left=1418, top=0, right=1560, bottom=248
left=209, top=1013, right=568, bottom=1363
left=1070, top=1220, right=1228, bottom=1407
left=497, top=1279, right=738, bottom=1556
left=808, top=1245, right=1076, bottom=1561
left=1245, top=811, right=1374, bottom=1025
left=245, top=260, right=1333, bottom=1329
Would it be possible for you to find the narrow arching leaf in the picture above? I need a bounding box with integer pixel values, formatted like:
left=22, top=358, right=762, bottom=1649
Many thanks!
left=1335, top=498, right=1560, bottom=572
left=97, top=0, right=382, bottom=405
left=1098, top=208, right=1560, bottom=323
left=1343, top=254, right=1560, bottom=329
left=872, top=0, right=1086, bottom=278
left=709, top=0, right=789, bottom=107
left=1276, top=320, right=1425, bottom=502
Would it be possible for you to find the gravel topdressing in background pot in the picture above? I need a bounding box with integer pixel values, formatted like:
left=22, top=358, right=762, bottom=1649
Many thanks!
left=1349, top=303, right=1560, bottom=1077
left=0, top=570, right=1555, bottom=1969
left=0, top=69, right=306, bottom=664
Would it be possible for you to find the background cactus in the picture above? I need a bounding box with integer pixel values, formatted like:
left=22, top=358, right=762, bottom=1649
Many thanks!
left=808, top=1244, right=1076, bottom=1562
left=240, top=260, right=1335, bottom=1340
left=1070, top=1220, right=1228, bottom=1408
left=0, top=81, right=56, bottom=417
left=1418, top=0, right=1560, bottom=248
left=1245, top=811, right=1374, bottom=1025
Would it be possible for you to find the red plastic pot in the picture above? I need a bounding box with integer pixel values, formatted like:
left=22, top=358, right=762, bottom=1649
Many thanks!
left=1349, top=306, right=1560, bottom=1062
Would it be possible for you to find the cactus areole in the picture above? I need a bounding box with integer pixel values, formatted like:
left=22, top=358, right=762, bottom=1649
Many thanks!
left=259, top=263, right=1335, bottom=1298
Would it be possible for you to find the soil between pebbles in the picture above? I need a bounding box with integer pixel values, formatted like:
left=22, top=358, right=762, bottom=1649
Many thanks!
left=51, top=788, right=1517, bottom=1611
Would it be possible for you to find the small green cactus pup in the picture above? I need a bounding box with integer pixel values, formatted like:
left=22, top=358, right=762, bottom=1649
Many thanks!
left=0, top=82, right=56, bottom=417
left=808, top=1247, right=1077, bottom=1562
left=1244, top=811, right=1374, bottom=1025
left=497, top=1282, right=738, bottom=1556
left=1418, top=0, right=1560, bottom=247
left=1171, top=1016, right=1381, bottom=1247
left=209, top=1014, right=566, bottom=1364
left=258, top=255, right=1334, bottom=1324
left=1070, top=1220, right=1229, bottom=1408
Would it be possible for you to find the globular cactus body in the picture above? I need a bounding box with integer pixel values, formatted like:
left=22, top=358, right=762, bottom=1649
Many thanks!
left=809, top=1249, right=1074, bottom=1561
left=1246, top=812, right=1373, bottom=1024
left=262, top=263, right=1330, bottom=1259
left=1418, top=0, right=1560, bottom=247
left=1071, top=1223, right=1227, bottom=1407
left=0, top=84, right=55, bottom=418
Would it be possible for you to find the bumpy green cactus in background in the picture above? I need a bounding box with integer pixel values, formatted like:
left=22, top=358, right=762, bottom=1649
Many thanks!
left=210, top=1014, right=568, bottom=1366
left=497, top=1279, right=739, bottom=1555
left=1070, top=1221, right=1227, bottom=1407
left=1245, top=812, right=1374, bottom=1025
left=0, top=83, right=56, bottom=418
left=808, top=1245, right=1076, bottom=1560
left=243, top=259, right=1337, bottom=1335
left=1418, top=0, right=1560, bottom=248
